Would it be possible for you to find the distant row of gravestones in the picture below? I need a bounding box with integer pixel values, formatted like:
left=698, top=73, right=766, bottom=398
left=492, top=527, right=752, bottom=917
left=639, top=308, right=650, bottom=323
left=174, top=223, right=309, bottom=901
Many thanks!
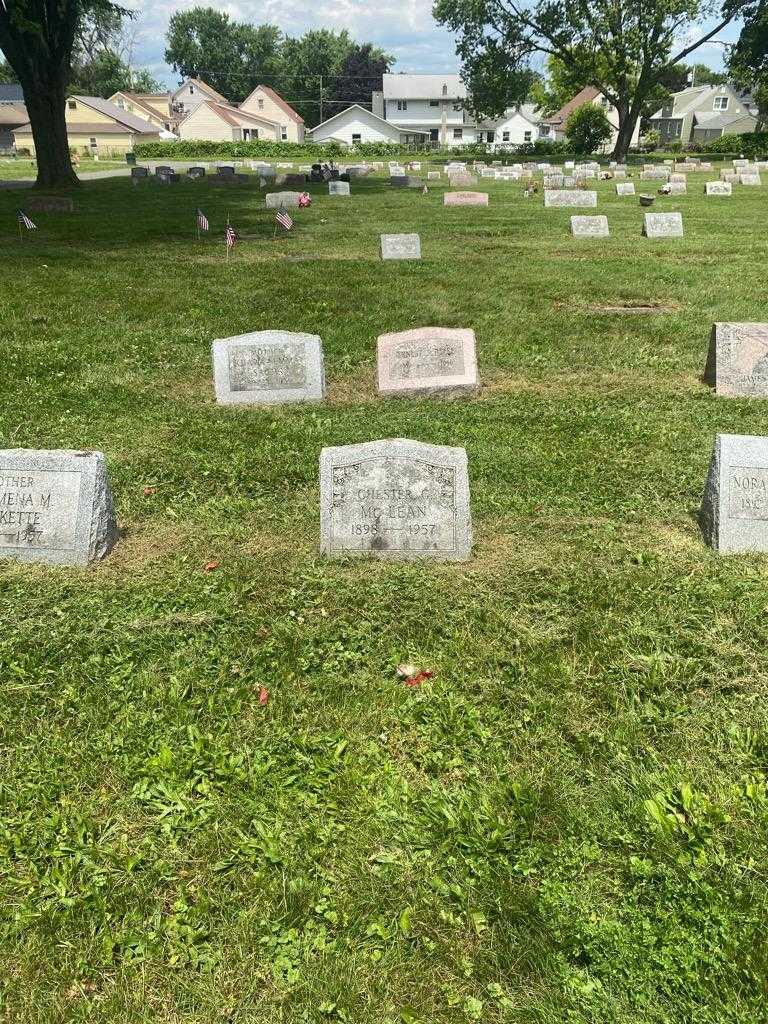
left=3, top=323, right=768, bottom=566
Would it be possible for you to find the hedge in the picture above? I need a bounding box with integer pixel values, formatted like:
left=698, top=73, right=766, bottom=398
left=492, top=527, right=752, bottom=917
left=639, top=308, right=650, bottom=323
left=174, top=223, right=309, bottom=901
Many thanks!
left=132, top=139, right=494, bottom=161
left=701, top=131, right=768, bottom=156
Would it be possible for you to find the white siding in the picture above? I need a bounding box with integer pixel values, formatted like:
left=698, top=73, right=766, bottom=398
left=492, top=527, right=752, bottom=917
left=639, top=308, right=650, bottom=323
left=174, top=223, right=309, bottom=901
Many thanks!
left=311, top=108, right=404, bottom=145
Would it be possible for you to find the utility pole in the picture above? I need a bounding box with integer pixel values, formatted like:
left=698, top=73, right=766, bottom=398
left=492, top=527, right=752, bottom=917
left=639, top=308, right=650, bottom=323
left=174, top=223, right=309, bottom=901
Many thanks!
left=319, top=75, right=324, bottom=124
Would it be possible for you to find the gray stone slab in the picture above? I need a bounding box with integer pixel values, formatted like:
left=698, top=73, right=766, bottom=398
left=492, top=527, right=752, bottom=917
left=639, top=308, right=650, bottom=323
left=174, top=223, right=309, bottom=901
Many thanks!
left=0, top=450, right=116, bottom=566
left=700, top=433, right=768, bottom=552
left=642, top=211, right=683, bottom=238
left=266, top=191, right=303, bottom=208
left=740, top=174, right=761, bottom=186
left=380, top=234, right=421, bottom=260
left=570, top=215, right=609, bottom=237
left=130, top=166, right=148, bottom=178
left=26, top=195, right=74, bottom=213
left=706, top=181, right=732, bottom=196
left=427, top=171, right=441, bottom=180
left=390, top=175, right=408, bottom=188
left=212, top=331, right=325, bottom=406
left=666, top=181, right=687, bottom=195
left=377, top=327, right=479, bottom=398
left=705, top=322, right=768, bottom=398
left=329, top=180, right=350, bottom=196
left=544, top=190, right=597, bottom=208
left=616, top=182, right=635, bottom=196
left=188, top=166, right=206, bottom=178
left=443, top=191, right=489, bottom=206
left=319, top=438, right=472, bottom=561
left=448, top=174, right=478, bottom=187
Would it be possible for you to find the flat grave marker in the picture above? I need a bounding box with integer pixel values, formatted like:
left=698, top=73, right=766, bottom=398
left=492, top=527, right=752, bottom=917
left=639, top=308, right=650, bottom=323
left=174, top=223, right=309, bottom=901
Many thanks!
left=544, top=190, right=597, bottom=208
left=570, top=215, right=609, bottom=237
left=706, top=181, right=732, bottom=196
left=642, top=211, right=683, bottom=238
left=444, top=191, right=489, bottom=206
left=212, top=330, right=325, bottom=406
left=380, top=234, right=421, bottom=261
left=377, top=327, right=479, bottom=398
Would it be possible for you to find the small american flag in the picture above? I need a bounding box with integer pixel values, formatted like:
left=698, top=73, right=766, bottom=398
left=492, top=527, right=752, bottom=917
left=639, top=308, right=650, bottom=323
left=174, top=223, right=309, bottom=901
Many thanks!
left=276, top=206, right=293, bottom=231
left=322, top=165, right=332, bottom=181
left=298, top=193, right=311, bottom=208
left=17, top=209, right=36, bottom=230
left=196, top=208, right=209, bottom=231
left=225, top=222, right=236, bottom=248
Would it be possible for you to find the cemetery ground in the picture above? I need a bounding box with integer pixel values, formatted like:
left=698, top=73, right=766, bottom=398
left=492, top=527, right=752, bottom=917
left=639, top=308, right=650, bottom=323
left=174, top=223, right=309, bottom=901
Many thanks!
left=1, top=166, right=768, bottom=1024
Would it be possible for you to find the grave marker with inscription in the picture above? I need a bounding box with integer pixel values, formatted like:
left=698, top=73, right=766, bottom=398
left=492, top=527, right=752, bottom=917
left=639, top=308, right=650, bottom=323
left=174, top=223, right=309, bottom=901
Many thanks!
left=642, top=211, right=683, bottom=238
left=443, top=192, right=489, bottom=206
left=0, top=450, right=117, bottom=566
left=380, top=234, right=421, bottom=260
left=705, top=322, right=768, bottom=398
left=616, top=182, right=636, bottom=196
left=212, top=330, right=325, bottom=405
left=700, top=433, right=768, bottom=552
left=570, top=215, right=609, bottom=237
left=266, top=191, right=303, bottom=208
left=319, top=439, right=472, bottom=561
left=544, top=190, right=597, bottom=208
left=26, top=195, right=74, bottom=213
left=377, top=327, right=479, bottom=398
left=329, top=180, right=350, bottom=196
left=706, top=181, right=732, bottom=196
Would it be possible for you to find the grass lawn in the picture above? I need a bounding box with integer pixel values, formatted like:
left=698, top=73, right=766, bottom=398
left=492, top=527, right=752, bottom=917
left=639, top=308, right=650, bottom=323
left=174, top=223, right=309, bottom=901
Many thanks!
left=0, top=158, right=126, bottom=181
left=1, top=168, right=768, bottom=1024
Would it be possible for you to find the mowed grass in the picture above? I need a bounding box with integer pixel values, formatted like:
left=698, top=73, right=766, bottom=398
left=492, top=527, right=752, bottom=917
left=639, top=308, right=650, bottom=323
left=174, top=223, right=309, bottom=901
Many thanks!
left=1, top=167, right=768, bottom=1024
left=0, top=158, right=125, bottom=180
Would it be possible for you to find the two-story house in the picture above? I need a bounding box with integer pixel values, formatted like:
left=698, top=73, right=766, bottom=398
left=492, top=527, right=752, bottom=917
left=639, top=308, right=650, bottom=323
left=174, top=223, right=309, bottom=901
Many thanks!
left=540, top=86, right=641, bottom=151
left=371, top=74, right=475, bottom=146
left=170, top=78, right=227, bottom=124
left=0, top=84, right=27, bottom=151
left=238, top=85, right=305, bottom=143
left=648, top=84, right=758, bottom=144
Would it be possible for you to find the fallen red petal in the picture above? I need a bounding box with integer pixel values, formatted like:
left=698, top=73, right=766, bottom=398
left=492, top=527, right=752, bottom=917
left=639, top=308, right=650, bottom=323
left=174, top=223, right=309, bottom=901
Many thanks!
left=403, top=670, right=434, bottom=688
left=203, top=561, right=221, bottom=572
left=259, top=687, right=269, bottom=705
left=143, top=486, right=157, bottom=496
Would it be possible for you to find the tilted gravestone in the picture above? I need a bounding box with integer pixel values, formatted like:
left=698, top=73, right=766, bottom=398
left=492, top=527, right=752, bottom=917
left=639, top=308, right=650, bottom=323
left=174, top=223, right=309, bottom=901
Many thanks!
left=570, top=215, right=609, bottom=237
left=319, top=439, right=472, bottom=561
left=377, top=327, right=479, bottom=398
left=444, top=192, right=489, bottom=206
left=706, top=181, right=732, bottom=196
left=616, top=182, right=635, bottom=196
left=704, top=323, right=768, bottom=398
left=329, top=180, right=350, bottom=196
left=26, top=195, right=74, bottom=213
left=642, top=212, right=683, bottom=238
left=700, top=433, right=768, bottom=552
left=265, top=191, right=303, bottom=208
left=380, top=234, right=421, bottom=260
left=0, top=450, right=117, bottom=566
left=212, top=331, right=325, bottom=405
left=544, top=190, right=597, bottom=208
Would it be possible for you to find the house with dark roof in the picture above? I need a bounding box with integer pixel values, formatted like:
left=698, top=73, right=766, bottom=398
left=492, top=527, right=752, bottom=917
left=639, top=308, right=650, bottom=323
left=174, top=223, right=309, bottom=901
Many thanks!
left=648, top=84, right=758, bottom=144
left=541, top=85, right=641, bottom=151
left=177, top=99, right=283, bottom=142
left=13, top=95, right=161, bottom=157
left=238, top=85, right=305, bottom=142
left=109, top=90, right=173, bottom=132
left=0, top=84, right=27, bottom=151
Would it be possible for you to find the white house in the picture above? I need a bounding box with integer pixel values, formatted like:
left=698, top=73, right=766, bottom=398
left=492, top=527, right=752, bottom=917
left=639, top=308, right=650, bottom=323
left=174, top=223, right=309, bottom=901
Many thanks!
left=170, top=79, right=227, bottom=122
left=308, top=104, right=429, bottom=146
left=238, top=85, right=305, bottom=143
left=372, top=74, right=476, bottom=146
left=490, top=104, right=545, bottom=149
left=178, top=100, right=281, bottom=142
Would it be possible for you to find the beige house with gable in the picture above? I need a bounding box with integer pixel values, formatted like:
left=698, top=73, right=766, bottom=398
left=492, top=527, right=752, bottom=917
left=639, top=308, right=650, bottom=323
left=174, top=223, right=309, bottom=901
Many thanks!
left=13, top=95, right=161, bottom=157
left=109, top=91, right=173, bottom=131
left=239, top=85, right=305, bottom=142
left=178, top=100, right=282, bottom=142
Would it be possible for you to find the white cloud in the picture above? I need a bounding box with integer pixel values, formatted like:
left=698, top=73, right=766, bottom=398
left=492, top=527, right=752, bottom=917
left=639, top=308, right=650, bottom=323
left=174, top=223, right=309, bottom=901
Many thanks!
left=129, top=0, right=461, bottom=87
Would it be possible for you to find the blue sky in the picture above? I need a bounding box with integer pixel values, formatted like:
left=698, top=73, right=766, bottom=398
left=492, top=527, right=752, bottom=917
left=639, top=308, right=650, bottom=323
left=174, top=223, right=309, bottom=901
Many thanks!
left=127, top=0, right=738, bottom=89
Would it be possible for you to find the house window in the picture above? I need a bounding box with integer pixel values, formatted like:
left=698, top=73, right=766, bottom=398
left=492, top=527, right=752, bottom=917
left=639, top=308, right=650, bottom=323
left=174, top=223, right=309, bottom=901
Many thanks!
left=281, top=125, right=288, bottom=141
left=89, top=137, right=97, bottom=147
left=429, top=100, right=439, bottom=107
left=524, top=131, right=532, bottom=142
left=539, top=125, right=550, bottom=137
left=714, top=96, right=729, bottom=111
left=352, top=133, right=362, bottom=144
left=242, top=128, right=259, bottom=140
left=258, top=99, right=264, bottom=110
left=189, top=85, right=195, bottom=94
left=502, top=131, right=510, bottom=142
left=486, top=130, right=494, bottom=143
left=68, top=100, right=76, bottom=110
left=661, top=103, right=673, bottom=117
left=453, top=127, right=463, bottom=140
left=397, top=100, right=408, bottom=111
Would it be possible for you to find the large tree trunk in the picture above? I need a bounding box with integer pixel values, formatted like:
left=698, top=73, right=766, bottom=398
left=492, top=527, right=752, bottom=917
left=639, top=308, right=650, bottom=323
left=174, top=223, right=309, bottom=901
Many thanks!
left=612, top=107, right=641, bottom=162
left=23, top=77, right=78, bottom=189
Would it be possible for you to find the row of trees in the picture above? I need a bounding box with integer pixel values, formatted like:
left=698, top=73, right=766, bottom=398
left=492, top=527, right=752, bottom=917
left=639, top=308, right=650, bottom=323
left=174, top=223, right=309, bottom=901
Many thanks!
left=164, top=9, right=392, bottom=125
left=433, top=0, right=768, bottom=159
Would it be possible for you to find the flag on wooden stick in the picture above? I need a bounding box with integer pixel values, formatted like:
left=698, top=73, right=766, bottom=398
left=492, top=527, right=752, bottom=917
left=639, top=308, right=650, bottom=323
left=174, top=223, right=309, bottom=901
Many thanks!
left=276, top=206, right=293, bottom=231
left=225, top=220, right=236, bottom=249
left=196, top=208, right=209, bottom=232
left=17, top=209, right=36, bottom=231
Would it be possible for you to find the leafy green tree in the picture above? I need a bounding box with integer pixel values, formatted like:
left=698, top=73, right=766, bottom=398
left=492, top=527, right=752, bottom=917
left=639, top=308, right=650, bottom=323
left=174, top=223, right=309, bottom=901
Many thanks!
left=728, top=3, right=768, bottom=129
left=70, top=48, right=161, bottom=97
left=279, top=30, right=357, bottom=125
left=433, top=0, right=758, bottom=159
left=325, top=43, right=393, bottom=116
left=565, top=102, right=612, bottom=152
left=0, top=0, right=126, bottom=187
left=0, top=60, right=18, bottom=83
left=165, top=8, right=282, bottom=103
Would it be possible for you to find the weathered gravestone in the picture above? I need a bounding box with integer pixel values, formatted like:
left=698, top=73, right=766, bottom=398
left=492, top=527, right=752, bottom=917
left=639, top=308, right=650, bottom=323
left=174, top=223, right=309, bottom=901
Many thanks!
left=704, top=323, right=768, bottom=398
left=377, top=327, right=479, bottom=398
left=216, top=165, right=235, bottom=175
left=155, top=165, right=173, bottom=176
left=613, top=169, right=627, bottom=179
left=282, top=174, right=307, bottom=188
left=448, top=174, right=478, bottom=187
left=130, top=166, right=148, bottom=178
left=666, top=181, right=687, bottom=195
left=329, top=180, right=350, bottom=196
left=266, top=191, right=303, bottom=208
left=0, top=450, right=117, bottom=566
left=212, top=330, right=325, bottom=405
left=543, top=175, right=565, bottom=189
left=642, top=211, right=683, bottom=238
left=706, top=181, right=732, bottom=196
left=700, top=433, right=768, bottom=552
left=380, top=234, right=421, bottom=260
left=544, top=190, right=597, bottom=208
left=616, top=182, right=636, bottom=196
left=570, top=215, right=609, bottom=237
left=390, top=176, right=408, bottom=188
left=26, top=195, right=74, bottom=213
left=187, top=166, right=206, bottom=178
left=406, top=177, right=424, bottom=189
left=319, top=438, right=472, bottom=561
left=427, top=171, right=441, bottom=180
left=444, top=191, right=489, bottom=206
left=740, top=174, right=762, bottom=186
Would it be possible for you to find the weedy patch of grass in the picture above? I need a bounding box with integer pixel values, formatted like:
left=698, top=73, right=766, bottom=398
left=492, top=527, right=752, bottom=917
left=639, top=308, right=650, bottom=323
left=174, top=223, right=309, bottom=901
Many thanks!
left=1, top=169, right=768, bottom=1023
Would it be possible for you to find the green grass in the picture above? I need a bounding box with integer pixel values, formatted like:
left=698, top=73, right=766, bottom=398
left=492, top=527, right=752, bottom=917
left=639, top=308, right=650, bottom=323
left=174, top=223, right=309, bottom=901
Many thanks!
left=1, top=169, right=768, bottom=1024
left=0, top=158, right=126, bottom=181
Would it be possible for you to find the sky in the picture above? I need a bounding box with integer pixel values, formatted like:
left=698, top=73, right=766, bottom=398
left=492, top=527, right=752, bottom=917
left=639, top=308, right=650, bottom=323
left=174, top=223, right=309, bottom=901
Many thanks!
left=127, top=0, right=739, bottom=89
